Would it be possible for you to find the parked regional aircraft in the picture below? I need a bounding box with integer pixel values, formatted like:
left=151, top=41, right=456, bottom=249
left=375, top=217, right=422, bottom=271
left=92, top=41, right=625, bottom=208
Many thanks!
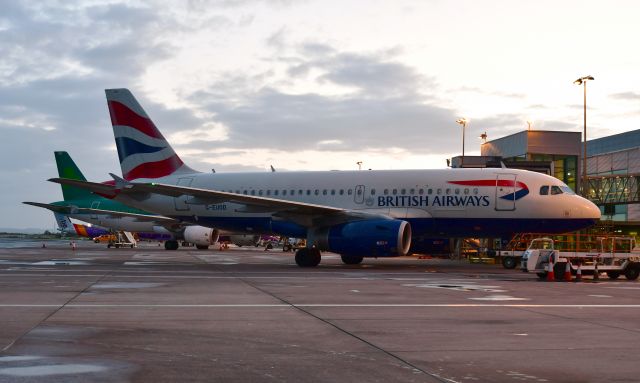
left=26, top=151, right=220, bottom=250
left=53, top=212, right=109, bottom=237
left=50, top=88, right=601, bottom=267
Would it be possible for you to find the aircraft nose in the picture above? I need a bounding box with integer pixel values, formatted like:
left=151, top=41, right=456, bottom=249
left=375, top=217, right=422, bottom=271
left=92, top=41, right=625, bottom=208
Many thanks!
left=578, top=197, right=601, bottom=220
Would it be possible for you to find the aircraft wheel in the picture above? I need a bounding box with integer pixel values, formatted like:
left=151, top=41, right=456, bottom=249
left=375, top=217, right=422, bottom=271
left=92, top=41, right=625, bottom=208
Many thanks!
left=164, top=240, right=179, bottom=250
left=501, top=256, right=517, bottom=269
left=624, top=264, right=640, bottom=280
left=341, top=255, right=363, bottom=265
left=196, top=244, right=209, bottom=250
left=295, top=248, right=321, bottom=267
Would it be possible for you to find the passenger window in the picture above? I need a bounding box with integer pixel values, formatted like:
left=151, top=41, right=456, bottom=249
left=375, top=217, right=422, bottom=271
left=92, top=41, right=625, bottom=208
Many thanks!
left=392, top=189, right=397, bottom=195
left=314, top=189, right=319, bottom=195
left=298, top=190, right=303, bottom=195
left=473, top=188, right=479, bottom=195
left=274, top=190, right=278, bottom=196
left=446, top=188, right=451, bottom=195
left=322, top=190, right=327, bottom=195
left=266, top=190, right=271, bottom=196
left=410, top=188, right=415, bottom=195
left=243, top=190, right=248, bottom=195
left=437, top=188, right=442, bottom=195
left=401, top=188, right=406, bottom=194
left=251, top=190, right=256, bottom=196
left=339, top=189, right=344, bottom=195
left=235, top=190, right=240, bottom=194
left=282, top=190, right=287, bottom=196
left=384, top=189, right=389, bottom=195
left=464, top=188, right=469, bottom=195
left=306, top=190, right=311, bottom=195
left=427, top=189, right=432, bottom=195
left=259, top=190, right=264, bottom=196
left=371, top=189, right=376, bottom=195
left=540, top=186, right=549, bottom=195
left=331, top=190, right=336, bottom=195
left=291, top=190, right=295, bottom=196
left=348, top=189, right=353, bottom=195
left=357, top=189, right=362, bottom=195
left=551, top=186, right=563, bottom=195
left=455, top=188, right=460, bottom=195
left=419, top=189, right=424, bottom=195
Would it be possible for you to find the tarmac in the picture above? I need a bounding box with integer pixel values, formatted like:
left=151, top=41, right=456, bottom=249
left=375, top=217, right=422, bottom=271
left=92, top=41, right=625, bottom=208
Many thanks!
left=1, top=241, right=640, bottom=382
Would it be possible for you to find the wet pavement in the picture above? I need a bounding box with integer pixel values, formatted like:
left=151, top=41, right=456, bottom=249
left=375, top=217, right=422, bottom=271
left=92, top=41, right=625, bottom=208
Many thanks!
left=1, top=241, right=639, bottom=382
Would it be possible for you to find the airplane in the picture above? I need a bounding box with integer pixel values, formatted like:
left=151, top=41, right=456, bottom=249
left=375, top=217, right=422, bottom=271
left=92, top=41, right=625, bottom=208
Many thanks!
left=26, top=151, right=220, bottom=250
left=53, top=212, right=111, bottom=238
left=50, top=88, right=601, bottom=267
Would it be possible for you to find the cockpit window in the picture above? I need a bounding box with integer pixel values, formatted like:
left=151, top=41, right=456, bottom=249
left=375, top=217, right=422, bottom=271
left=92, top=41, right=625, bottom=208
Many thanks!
left=560, top=186, right=575, bottom=195
left=540, top=186, right=549, bottom=195
left=550, top=186, right=563, bottom=195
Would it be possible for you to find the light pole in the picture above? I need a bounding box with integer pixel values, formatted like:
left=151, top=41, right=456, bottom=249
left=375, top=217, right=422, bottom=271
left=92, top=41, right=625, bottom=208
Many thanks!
left=574, top=75, right=594, bottom=196
left=356, top=161, right=362, bottom=171
left=456, top=118, right=468, bottom=167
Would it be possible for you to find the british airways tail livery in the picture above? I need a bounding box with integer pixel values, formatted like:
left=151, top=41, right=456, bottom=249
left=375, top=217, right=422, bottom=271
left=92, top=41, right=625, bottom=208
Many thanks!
left=107, top=89, right=196, bottom=180
left=51, top=88, right=601, bottom=267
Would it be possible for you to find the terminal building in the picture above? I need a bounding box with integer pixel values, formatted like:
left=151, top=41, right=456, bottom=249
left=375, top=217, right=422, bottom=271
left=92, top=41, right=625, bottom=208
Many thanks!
left=452, top=129, right=640, bottom=237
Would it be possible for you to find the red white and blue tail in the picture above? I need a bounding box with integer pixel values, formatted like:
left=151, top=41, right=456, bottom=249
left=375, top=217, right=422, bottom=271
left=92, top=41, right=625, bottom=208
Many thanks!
left=106, top=88, right=197, bottom=181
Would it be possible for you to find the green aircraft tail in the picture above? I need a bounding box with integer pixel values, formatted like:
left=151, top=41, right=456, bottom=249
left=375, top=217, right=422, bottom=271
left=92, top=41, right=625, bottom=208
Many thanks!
left=54, top=151, right=92, bottom=201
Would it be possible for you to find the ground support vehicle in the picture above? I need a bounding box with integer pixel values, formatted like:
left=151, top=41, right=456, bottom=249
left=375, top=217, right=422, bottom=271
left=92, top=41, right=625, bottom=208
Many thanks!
left=106, top=231, right=137, bottom=249
left=521, top=237, right=640, bottom=280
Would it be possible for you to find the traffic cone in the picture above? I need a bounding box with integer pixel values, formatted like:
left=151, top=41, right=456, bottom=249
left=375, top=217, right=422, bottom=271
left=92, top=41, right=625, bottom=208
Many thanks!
left=564, top=262, right=572, bottom=282
left=546, top=260, right=555, bottom=282
left=593, top=261, right=599, bottom=281
left=574, top=263, right=582, bottom=282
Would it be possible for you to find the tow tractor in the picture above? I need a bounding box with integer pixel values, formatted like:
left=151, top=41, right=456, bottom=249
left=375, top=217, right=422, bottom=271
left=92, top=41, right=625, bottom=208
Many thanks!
left=521, top=237, right=640, bottom=280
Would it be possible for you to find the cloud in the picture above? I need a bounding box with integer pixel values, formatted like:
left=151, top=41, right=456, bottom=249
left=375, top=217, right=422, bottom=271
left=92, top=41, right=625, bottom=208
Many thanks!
left=183, top=47, right=458, bottom=158
left=610, top=91, right=640, bottom=101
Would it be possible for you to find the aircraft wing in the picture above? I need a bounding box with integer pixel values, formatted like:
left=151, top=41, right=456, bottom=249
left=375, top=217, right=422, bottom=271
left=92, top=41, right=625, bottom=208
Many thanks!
left=23, top=201, right=73, bottom=214
left=127, top=182, right=395, bottom=227
left=47, top=178, right=118, bottom=198
left=71, top=207, right=180, bottom=225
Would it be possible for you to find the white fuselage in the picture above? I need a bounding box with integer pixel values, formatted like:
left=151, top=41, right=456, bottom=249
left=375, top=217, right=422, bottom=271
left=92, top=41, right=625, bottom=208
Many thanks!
left=111, top=167, right=600, bottom=239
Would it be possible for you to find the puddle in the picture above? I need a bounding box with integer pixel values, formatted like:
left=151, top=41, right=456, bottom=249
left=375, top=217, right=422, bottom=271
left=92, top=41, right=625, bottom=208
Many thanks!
left=33, top=261, right=90, bottom=266
left=0, top=363, right=108, bottom=377
left=0, top=356, right=43, bottom=362
left=404, top=282, right=506, bottom=293
left=91, top=282, right=163, bottom=289
left=468, top=294, right=529, bottom=301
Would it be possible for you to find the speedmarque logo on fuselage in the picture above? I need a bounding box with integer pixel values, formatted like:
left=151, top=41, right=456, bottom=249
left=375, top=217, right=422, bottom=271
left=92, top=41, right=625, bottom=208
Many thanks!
left=376, top=179, right=529, bottom=208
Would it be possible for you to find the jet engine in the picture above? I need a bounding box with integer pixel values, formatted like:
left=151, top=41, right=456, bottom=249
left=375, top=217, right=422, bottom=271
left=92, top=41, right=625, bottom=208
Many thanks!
left=308, top=219, right=411, bottom=257
left=183, top=226, right=220, bottom=247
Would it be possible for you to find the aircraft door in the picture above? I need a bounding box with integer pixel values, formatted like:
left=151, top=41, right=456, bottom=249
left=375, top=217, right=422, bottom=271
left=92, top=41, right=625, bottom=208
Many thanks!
left=90, top=201, right=100, bottom=220
left=174, top=177, right=194, bottom=211
left=354, top=185, right=365, bottom=204
left=495, top=173, right=516, bottom=211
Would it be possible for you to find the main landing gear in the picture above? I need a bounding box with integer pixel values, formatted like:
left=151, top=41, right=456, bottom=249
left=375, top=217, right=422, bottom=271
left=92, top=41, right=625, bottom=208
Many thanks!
left=164, top=240, right=179, bottom=250
left=340, top=255, right=363, bottom=265
left=295, top=248, right=321, bottom=267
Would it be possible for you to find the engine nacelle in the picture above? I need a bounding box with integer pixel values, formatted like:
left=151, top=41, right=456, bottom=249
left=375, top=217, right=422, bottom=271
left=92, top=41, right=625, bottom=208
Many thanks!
left=183, top=226, right=220, bottom=246
left=308, top=219, right=411, bottom=257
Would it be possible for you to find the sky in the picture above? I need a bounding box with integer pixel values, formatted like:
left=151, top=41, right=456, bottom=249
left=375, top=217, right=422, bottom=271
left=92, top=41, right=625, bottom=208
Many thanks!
left=2, top=0, right=640, bottom=230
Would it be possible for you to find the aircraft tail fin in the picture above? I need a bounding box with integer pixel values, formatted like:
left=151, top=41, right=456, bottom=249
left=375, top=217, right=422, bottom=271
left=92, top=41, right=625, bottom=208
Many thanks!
left=105, top=88, right=197, bottom=181
left=54, top=151, right=93, bottom=201
left=53, top=212, right=73, bottom=234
